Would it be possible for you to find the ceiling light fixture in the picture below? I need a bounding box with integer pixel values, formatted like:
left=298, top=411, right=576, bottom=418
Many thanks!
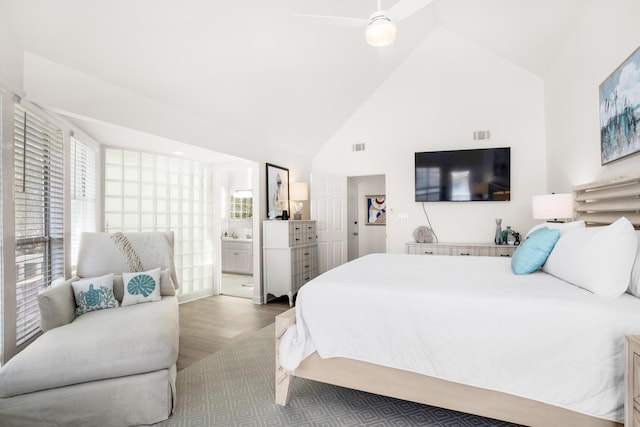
left=365, top=14, right=397, bottom=47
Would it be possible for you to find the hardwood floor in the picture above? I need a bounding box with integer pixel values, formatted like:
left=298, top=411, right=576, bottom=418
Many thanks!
left=177, top=295, right=290, bottom=371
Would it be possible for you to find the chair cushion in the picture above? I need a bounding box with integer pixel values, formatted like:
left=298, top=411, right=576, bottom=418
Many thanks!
left=0, top=297, right=179, bottom=398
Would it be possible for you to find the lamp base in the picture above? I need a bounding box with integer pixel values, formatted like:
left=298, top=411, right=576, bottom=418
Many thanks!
left=293, top=213, right=302, bottom=220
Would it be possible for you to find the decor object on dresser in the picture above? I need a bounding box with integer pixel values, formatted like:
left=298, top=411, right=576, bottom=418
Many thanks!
left=532, top=193, right=573, bottom=222
left=290, top=182, right=308, bottom=220
left=412, top=226, right=433, bottom=243
left=0, top=232, right=180, bottom=427
left=276, top=173, right=640, bottom=427
left=266, top=163, right=289, bottom=218
left=263, top=220, right=318, bottom=306
left=365, top=195, right=386, bottom=225
left=494, top=218, right=503, bottom=244
left=600, top=45, right=640, bottom=164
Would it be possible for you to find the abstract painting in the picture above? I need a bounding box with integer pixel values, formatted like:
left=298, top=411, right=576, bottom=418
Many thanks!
left=599, top=46, right=640, bottom=164
left=365, top=195, right=386, bottom=225
left=266, top=163, right=289, bottom=218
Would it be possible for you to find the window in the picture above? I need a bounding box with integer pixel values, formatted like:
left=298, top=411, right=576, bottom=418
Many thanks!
left=13, top=105, right=64, bottom=347
left=104, top=148, right=214, bottom=298
left=70, top=137, right=96, bottom=271
left=229, top=190, right=252, bottom=220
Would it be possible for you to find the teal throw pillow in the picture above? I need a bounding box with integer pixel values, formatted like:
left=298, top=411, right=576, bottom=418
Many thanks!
left=71, top=273, right=119, bottom=316
left=511, top=227, right=561, bottom=275
left=122, top=268, right=161, bottom=306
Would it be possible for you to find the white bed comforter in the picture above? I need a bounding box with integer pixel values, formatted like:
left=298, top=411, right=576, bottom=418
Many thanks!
left=280, top=253, right=640, bottom=422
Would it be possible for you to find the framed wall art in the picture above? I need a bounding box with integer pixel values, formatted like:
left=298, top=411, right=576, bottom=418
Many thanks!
left=266, top=163, right=289, bottom=218
left=599, top=46, right=640, bottom=164
left=365, top=195, right=386, bottom=225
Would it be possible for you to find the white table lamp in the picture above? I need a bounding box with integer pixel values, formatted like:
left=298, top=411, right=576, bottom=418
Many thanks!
left=532, top=193, right=574, bottom=222
left=290, top=182, right=308, bottom=220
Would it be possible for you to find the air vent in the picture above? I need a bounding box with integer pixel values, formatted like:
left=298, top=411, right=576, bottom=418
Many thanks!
left=352, top=143, right=366, bottom=152
left=473, top=130, right=491, bottom=140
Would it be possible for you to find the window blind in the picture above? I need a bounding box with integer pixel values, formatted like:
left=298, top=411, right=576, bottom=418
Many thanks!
left=70, top=137, right=96, bottom=271
left=13, top=105, right=64, bottom=347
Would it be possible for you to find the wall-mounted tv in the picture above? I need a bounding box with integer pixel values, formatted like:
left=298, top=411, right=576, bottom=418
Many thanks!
left=415, top=147, right=510, bottom=202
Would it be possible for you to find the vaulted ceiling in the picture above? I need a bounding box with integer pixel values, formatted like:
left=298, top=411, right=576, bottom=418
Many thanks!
left=0, top=0, right=586, bottom=162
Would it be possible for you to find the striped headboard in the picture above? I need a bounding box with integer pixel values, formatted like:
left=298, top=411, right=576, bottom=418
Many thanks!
left=574, top=172, right=640, bottom=227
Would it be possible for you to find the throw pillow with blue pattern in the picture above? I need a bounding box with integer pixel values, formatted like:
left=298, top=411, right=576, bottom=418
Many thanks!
left=122, top=268, right=162, bottom=306
left=72, top=273, right=119, bottom=316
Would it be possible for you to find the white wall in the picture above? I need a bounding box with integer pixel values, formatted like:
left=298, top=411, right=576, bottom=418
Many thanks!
left=313, top=27, right=547, bottom=253
left=545, top=0, right=640, bottom=190
left=0, top=6, right=23, bottom=92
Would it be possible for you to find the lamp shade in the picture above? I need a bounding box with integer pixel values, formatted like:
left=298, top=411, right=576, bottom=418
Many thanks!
left=290, top=182, right=308, bottom=201
left=365, top=16, right=397, bottom=47
left=532, top=193, right=574, bottom=220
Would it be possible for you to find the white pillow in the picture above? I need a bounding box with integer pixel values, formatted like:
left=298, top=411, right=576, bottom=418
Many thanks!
left=543, top=217, right=637, bottom=297
left=627, top=231, right=640, bottom=297
left=122, top=268, right=162, bottom=306
left=525, top=220, right=585, bottom=239
left=71, top=273, right=119, bottom=316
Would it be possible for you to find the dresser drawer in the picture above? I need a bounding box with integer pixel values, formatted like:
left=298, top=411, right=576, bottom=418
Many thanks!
left=288, top=222, right=315, bottom=245
left=406, top=242, right=516, bottom=258
left=293, top=268, right=318, bottom=293
left=292, top=246, right=317, bottom=275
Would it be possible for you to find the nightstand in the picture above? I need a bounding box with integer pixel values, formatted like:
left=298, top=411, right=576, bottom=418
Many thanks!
left=626, top=335, right=640, bottom=426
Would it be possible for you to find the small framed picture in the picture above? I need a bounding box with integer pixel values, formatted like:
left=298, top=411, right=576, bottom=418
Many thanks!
left=266, top=163, right=289, bottom=218
left=365, top=195, right=386, bottom=225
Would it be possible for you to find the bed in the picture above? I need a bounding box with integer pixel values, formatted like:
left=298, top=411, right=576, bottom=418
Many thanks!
left=275, top=172, right=640, bottom=427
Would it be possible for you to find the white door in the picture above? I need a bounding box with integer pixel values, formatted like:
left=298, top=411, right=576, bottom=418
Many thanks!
left=347, top=178, right=359, bottom=262
left=311, top=174, right=348, bottom=274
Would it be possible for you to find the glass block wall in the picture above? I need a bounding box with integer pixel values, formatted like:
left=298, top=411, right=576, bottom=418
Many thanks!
left=103, top=148, right=214, bottom=297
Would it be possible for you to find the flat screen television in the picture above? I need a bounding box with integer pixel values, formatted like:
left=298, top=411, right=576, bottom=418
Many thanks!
left=415, top=147, right=510, bottom=202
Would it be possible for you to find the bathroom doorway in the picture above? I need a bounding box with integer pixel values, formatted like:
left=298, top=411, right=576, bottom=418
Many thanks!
left=219, top=164, right=254, bottom=299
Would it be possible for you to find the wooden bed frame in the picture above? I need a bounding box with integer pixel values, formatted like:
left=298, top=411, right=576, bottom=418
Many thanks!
left=275, top=172, right=640, bottom=427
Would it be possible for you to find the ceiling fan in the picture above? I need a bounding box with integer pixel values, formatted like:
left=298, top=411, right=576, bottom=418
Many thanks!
left=298, top=0, right=436, bottom=47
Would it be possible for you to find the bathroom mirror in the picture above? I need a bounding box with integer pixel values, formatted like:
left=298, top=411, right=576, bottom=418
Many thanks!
left=230, top=190, right=253, bottom=220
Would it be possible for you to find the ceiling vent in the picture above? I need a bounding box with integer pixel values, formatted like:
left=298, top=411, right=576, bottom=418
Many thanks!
left=352, top=143, right=366, bottom=152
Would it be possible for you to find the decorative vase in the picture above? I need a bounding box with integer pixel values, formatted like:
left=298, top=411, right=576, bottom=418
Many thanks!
left=494, top=219, right=503, bottom=245
left=505, top=226, right=515, bottom=245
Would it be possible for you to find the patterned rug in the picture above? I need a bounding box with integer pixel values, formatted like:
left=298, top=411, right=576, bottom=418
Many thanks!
left=155, top=324, right=520, bottom=427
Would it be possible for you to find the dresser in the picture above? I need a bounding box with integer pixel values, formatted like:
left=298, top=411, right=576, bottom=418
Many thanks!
left=263, top=220, right=318, bottom=306
left=626, top=335, right=640, bottom=426
left=406, top=242, right=517, bottom=257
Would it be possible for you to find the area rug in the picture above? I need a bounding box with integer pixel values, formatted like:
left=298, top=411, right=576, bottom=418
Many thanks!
left=155, top=324, right=519, bottom=427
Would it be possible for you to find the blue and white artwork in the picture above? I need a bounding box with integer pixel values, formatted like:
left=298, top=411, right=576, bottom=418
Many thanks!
left=600, top=46, right=640, bottom=164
